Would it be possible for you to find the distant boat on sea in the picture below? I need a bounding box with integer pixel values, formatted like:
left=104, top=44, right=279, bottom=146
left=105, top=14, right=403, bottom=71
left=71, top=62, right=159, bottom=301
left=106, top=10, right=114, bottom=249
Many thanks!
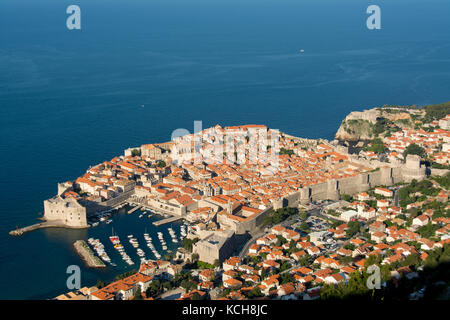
left=299, top=49, right=305, bottom=53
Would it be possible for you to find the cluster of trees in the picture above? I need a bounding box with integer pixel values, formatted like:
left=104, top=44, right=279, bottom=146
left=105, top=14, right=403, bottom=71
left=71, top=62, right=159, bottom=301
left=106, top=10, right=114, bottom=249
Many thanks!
left=344, top=243, right=356, bottom=251
left=398, top=179, right=439, bottom=208
left=346, top=221, right=362, bottom=238
left=181, top=237, right=200, bottom=252
left=424, top=243, right=450, bottom=269
left=263, top=207, right=298, bottom=226
left=279, top=148, right=294, bottom=156
left=417, top=222, right=440, bottom=239
left=431, top=162, right=450, bottom=170
left=274, top=235, right=287, bottom=247
left=320, top=269, right=381, bottom=300
left=245, top=287, right=264, bottom=299
left=95, top=270, right=137, bottom=289
left=365, top=137, right=386, bottom=154
left=195, top=260, right=217, bottom=269
left=373, top=118, right=389, bottom=136
left=326, top=209, right=340, bottom=217
left=341, top=194, right=353, bottom=202
left=433, top=172, right=450, bottom=189
left=299, top=221, right=310, bottom=232
left=322, top=243, right=450, bottom=301
left=321, top=254, right=391, bottom=300
left=157, top=160, right=166, bottom=168
left=299, top=210, right=307, bottom=220
left=145, top=271, right=198, bottom=298
left=279, top=261, right=292, bottom=273
left=404, top=143, right=426, bottom=159
left=278, top=272, right=294, bottom=285
left=423, top=101, right=450, bottom=122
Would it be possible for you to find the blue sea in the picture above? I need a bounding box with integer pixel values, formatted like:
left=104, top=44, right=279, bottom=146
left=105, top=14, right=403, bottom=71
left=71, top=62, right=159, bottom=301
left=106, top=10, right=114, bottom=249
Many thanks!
left=0, top=0, right=449, bottom=299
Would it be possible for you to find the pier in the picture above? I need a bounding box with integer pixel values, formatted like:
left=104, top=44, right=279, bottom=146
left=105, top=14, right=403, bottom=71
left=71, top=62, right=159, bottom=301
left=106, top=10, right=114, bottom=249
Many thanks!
left=153, top=216, right=183, bottom=226
left=9, top=220, right=88, bottom=237
left=127, top=204, right=142, bottom=214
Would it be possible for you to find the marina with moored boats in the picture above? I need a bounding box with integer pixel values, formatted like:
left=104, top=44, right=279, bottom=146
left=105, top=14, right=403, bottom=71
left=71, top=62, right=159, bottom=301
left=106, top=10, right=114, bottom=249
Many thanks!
left=70, top=203, right=189, bottom=269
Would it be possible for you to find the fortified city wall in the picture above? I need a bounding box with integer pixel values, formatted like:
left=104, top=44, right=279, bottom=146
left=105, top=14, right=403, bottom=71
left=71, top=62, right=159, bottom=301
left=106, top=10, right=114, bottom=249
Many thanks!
left=42, top=154, right=426, bottom=231
left=272, top=155, right=425, bottom=210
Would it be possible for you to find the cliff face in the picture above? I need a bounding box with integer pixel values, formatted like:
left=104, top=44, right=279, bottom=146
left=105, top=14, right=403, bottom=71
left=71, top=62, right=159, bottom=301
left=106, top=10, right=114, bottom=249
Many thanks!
left=335, top=109, right=378, bottom=141
left=335, top=108, right=413, bottom=142
left=335, top=119, right=373, bottom=141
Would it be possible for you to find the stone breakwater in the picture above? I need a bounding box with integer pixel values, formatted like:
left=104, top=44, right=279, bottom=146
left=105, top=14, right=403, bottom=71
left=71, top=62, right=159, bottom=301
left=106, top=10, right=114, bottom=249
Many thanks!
left=9, top=220, right=88, bottom=236
left=73, top=240, right=105, bottom=268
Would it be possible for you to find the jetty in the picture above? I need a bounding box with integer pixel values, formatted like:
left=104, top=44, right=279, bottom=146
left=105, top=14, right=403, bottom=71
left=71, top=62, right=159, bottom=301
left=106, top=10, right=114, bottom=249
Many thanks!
left=9, top=220, right=88, bottom=237
left=128, top=204, right=142, bottom=214
left=73, top=240, right=106, bottom=268
left=153, top=216, right=183, bottom=226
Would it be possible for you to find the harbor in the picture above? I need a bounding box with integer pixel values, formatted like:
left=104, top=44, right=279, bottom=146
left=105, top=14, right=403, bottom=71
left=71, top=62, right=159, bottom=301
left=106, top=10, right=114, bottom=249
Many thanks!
left=4, top=196, right=190, bottom=298
left=76, top=205, right=188, bottom=269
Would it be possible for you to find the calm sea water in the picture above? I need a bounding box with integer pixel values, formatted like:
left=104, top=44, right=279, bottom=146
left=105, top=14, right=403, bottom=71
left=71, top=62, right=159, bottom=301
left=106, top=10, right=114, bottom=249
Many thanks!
left=0, top=0, right=449, bottom=299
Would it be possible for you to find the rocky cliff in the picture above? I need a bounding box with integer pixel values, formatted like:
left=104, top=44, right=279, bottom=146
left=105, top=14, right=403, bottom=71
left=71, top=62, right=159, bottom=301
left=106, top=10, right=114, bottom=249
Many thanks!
left=335, top=107, right=414, bottom=142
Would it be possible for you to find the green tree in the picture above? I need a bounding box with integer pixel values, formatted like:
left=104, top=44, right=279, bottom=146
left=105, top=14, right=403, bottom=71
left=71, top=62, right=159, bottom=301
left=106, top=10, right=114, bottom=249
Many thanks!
left=157, top=160, right=167, bottom=168
left=346, top=221, right=361, bottom=238
left=279, top=148, right=294, bottom=156
left=246, top=287, right=264, bottom=299
left=404, top=143, right=425, bottom=159
left=341, top=194, right=352, bottom=202
left=300, top=222, right=309, bottom=232
left=133, top=288, right=142, bottom=300
left=299, top=211, right=307, bottom=220
left=131, top=149, right=141, bottom=157
left=182, top=237, right=199, bottom=252
left=368, top=138, right=386, bottom=154
left=191, top=292, right=201, bottom=300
